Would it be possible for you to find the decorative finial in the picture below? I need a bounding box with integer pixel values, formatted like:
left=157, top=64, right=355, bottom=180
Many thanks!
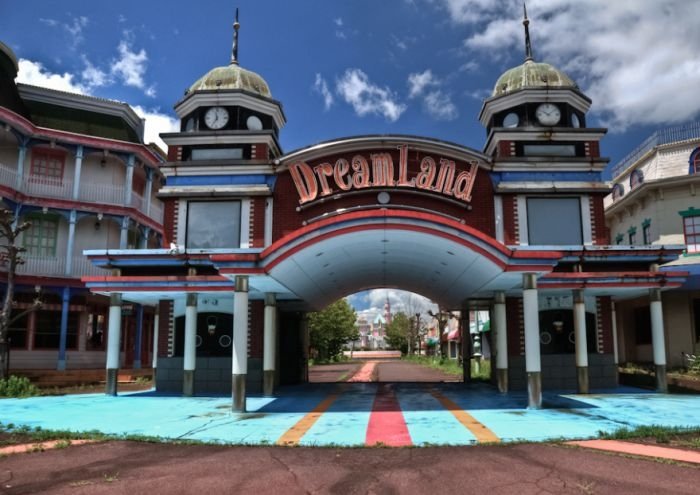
left=231, top=8, right=240, bottom=65
left=523, top=3, right=533, bottom=62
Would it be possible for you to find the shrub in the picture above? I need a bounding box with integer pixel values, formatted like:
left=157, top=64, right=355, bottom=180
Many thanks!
left=0, top=375, right=40, bottom=398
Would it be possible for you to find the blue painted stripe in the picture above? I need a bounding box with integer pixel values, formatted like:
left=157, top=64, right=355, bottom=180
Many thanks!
left=166, top=175, right=277, bottom=188
left=490, top=171, right=603, bottom=185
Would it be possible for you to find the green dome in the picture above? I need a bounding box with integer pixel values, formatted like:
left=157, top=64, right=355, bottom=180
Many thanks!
left=187, top=63, right=271, bottom=98
left=492, top=60, right=577, bottom=97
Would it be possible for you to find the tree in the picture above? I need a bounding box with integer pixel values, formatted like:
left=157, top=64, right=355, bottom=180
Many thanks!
left=385, top=312, right=411, bottom=353
left=0, top=208, right=40, bottom=379
left=308, top=299, right=358, bottom=362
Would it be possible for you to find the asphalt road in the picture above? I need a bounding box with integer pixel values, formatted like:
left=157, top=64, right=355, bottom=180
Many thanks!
left=1, top=440, right=699, bottom=494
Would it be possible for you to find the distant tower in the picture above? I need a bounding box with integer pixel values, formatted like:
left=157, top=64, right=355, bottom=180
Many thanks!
left=384, top=297, right=392, bottom=325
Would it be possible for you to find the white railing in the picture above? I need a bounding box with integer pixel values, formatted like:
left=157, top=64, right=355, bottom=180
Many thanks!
left=14, top=255, right=107, bottom=278
left=23, top=176, right=74, bottom=200
left=0, top=162, right=17, bottom=186
left=0, top=163, right=163, bottom=224
left=78, top=182, right=124, bottom=205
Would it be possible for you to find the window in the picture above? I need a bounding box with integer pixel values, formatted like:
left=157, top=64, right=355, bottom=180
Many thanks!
left=612, top=183, right=625, bottom=201
left=683, top=214, right=700, bottom=253
left=634, top=306, right=652, bottom=345
left=523, top=144, right=576, bottom=157
left=86, top=313, right=106, bottom=351
left=186, top=201, right=241, bottom=249
left=642, top=219, right=651, bottom=245
left=526, top=197, right=582, bottom=245
left=23, top=215, right=59, bottom=257
left=8, top=311, right=28, bottom=349
left=628, top=227, right=637, bottom=245
left=34, top=310, right=78, bottom=349
left=690, top=148, right=700, bottom=174
left=30, top=149, right=65, bottom=182
left=630, top=169, right=644, bottom=190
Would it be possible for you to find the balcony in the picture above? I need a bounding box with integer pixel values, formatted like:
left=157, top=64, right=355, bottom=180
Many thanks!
left=8, top=255, right=108, bottom=278
left=0, top=162, right=164, bottom=224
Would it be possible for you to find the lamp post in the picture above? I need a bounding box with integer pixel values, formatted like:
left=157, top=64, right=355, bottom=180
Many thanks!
left=415, top=313, right=421, bottom=356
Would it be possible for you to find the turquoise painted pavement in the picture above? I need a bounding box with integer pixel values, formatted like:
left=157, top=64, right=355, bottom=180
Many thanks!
left=2, top=383, right=700, bottom=447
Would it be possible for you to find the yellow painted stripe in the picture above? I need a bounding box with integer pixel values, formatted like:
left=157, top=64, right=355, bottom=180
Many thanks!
left=430, top=389, right=500, bottom=444
left=276, top=393, right=339, bottom=446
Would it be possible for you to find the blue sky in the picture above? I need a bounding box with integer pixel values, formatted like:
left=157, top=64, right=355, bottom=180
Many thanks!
left=3, top=0, right=700, bottom=316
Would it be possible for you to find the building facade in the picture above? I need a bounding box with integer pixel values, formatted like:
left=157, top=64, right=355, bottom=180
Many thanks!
left=605, top=123, right=700, bottom=367
left=76, top=13, right=687, bottom=411
left=0, top=42, right=165, bottom=371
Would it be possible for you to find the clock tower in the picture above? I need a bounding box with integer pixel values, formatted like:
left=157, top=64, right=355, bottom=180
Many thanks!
left=479, top=6, right=610, bottom=247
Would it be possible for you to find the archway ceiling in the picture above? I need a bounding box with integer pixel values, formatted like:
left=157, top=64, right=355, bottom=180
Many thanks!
left=266, top=229, right=521, bottom=310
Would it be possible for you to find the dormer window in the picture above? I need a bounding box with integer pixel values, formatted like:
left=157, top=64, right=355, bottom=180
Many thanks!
left=690, top=148, right=700, bottom=174
left=612, top=183, right=625, bottom=201
left=629, top=169, right=644, bottom=190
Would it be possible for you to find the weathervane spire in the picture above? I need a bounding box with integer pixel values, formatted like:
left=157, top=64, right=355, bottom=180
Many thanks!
left=231, top=8, right=240, bottom=65
left=523, top=3, right=533, bottom=62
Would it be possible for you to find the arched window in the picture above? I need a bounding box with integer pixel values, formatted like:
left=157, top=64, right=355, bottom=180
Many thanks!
left=690, top=148, right=700, bottom=175
left=629, top=169, right=644, bottom=190
left=611, top=183, right=625, bottom=201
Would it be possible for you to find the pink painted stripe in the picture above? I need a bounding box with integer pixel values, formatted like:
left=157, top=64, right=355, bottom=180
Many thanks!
left=347, top=361, right=377, bottom=382
left=568, top=440, right=700, bottom=464
left=365, top=384, right=412, bottom=447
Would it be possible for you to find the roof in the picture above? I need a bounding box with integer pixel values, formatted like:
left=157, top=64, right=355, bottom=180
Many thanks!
left=187, top=64, right=271, bottom=98
left=492, top=60, right=578, bottom=97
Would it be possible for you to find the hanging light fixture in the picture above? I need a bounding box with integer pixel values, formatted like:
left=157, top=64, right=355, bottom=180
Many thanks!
left=207, top=315, right=218, bottom=336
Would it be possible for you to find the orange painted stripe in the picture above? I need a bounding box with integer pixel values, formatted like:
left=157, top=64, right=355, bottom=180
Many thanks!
left=568, top=440, right=700, bottom=464
left=430, top=389, right=500, bottom=443
left=276, top=393, right=339, bottom=446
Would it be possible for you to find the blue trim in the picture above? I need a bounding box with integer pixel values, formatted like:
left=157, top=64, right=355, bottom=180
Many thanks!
left=134, top=304, right=143, bottom=368
left=57, top=287, right=70, bottom=368
left=490, top=171, right=602, bottom=187
left=166, top=175, right=276, bottom=188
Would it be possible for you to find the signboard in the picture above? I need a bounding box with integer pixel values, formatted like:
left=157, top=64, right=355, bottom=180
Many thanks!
left=289, top=144, right=479, bottom=206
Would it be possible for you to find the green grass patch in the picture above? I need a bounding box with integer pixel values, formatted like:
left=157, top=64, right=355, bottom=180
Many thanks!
left=599, top=424, right=700, bottom=444
left=402, top=355, right=491, bottom=380
left=0, top=375, right=40, bottom=398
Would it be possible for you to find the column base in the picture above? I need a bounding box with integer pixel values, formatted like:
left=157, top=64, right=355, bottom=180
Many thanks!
left=232, top=373, right=247, bottom=412
left=105, top=368, right=118, bottom=396
left=655, top=364, right=668, bottom=393
left=263, top=370, right=275, bottom=397
left=577, top=366, right=589, bottom=394
left=183, top=370, right=195, bottom=397
left=57, top=359, right=66, bottom=371
left=527, top=372, right=542, bottom=409
left=496, top=368, right=508, bottom=393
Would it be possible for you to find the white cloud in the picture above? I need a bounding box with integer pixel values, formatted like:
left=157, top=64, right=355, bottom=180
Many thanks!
left=81, top=57, right=110, bottom=89
left=65, top=16, right=89, bottom=46
left=336, top=68, right=407, bottom=122
left=111, top=39, right=151, bottom=94
left=334, top=17, right=344, bottom=27
left=17, top=59, right=87, bottom=94
left=423, top=90, right=459, bottom=120
left=132, top=105, right=179, bottom=152
left=313, top=73, right=334, bottom=110
left=436, top=0, right=700, bottom=130
left=350, top=289, right=438, bottom=324
left=39, top=18, right=58, bottom=27
left=407, top=69, right=439, bottom=99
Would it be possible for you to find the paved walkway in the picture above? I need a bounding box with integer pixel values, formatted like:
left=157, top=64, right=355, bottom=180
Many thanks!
left=3, top=382, right=700, bottom=447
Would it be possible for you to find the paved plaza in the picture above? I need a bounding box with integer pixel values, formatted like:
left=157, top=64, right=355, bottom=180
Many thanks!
left=2, top=376, right=700, bottom=447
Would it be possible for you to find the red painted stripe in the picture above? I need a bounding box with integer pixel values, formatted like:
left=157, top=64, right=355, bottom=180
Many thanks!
left=365, top=384, right=412, bottom=447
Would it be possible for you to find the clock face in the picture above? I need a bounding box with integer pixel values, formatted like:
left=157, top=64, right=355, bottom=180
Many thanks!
left=535, top=103, right=561, bottom=126
left=204, top=107, right=229, bottom=129
left=571, top=113, right=581, bottom=128
left=503, top=112, right=519, bottom=128
left=246, top=115, right=263, bottom=131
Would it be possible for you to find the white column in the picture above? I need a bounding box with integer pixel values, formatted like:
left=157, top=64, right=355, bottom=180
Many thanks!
left=650, top=288, right=667, bottom=392
left=183, top=293, right=197, bottom=396
left=105, top=293, right=122, bottom=395
left=119, top=216, right=129, bottom=249
left=573, top=289, right=589, bottom=393
left=124, top=154, right=135, bottom=207
left=72, top=145, right=83, bottom=200
left=611, top=301, right=619, bottom=365
left=232, top=276, right=249, bottom=412
left=65, top=210, right=77, bottom=275
left=494, top=291, right=508, bottom=393
left=152, top=303, right=160, bottom=370
left=144, top=168, right=153, bottom=216
left=263, top=293, right=277, bottom=396
left=522, top=273, right=542, bottom=409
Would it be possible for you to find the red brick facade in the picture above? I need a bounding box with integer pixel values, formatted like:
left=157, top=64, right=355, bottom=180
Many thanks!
left=506, top=297, right=523, bottom=357
left=248, top=300, right=264, bottom=359
left=250, top=197, right=266, bottom=248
